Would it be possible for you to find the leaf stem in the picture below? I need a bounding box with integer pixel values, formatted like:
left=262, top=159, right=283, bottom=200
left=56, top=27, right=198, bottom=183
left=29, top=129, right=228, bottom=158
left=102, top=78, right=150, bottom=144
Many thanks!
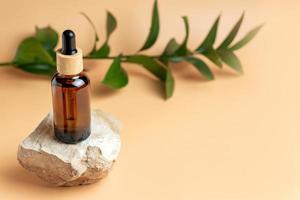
left=83, top=52, right=197, bottom=61
left=0, top=62, right=14, bottom=66
left=84, top=54, right=161, bottom=60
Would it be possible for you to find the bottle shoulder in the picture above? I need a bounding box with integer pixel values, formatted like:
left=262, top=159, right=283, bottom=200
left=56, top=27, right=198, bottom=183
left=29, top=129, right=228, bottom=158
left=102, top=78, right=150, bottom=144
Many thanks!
left=51, top=72, right=90, bottom=88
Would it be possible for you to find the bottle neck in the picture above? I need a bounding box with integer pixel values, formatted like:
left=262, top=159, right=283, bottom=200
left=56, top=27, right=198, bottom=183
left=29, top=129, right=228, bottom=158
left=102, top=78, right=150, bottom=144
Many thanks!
left=56, top=48, right=83, bottom=75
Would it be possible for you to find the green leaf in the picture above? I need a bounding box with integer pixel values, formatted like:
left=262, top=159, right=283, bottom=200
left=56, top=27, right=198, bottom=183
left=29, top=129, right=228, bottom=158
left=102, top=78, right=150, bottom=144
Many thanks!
left=35, top=26, right=58, bottom=60
left=126, top=55, right=167, bottom=81
left=80, top=12, right=100, bottom=42
left=140, top=0, right=159, bottom=51
left=13, top=37, right=55, bottom=75
left=102, top=56, right=128, bottom=88
left=80, top=12, right=100, bottom=52
left=159, top=38, right=180, bottom=65
left=185, top=57, right=214, bottom=80
left=229, top=24, right=263, bottom=51
left=196, top=15, right=220, bottom=53
left=162, top=38, right=180, bottom=56
left=165, top=68, right=175, bottom=99
left=13, top=37, right=55, bottom=66
left=175, top=16, right=190, bottom=56
left=89, top=43, right=110, bottom=58
left=35, top=26, right=58, bottom=51
left=17, top=63, right=56, bottom=75
left=202, top=48, right=223, bottom=68
left=106, top=11, right=117, bottom=41
left=218, top=49, right=243, bottom=73
left=218, top=13, right=244, bottom=50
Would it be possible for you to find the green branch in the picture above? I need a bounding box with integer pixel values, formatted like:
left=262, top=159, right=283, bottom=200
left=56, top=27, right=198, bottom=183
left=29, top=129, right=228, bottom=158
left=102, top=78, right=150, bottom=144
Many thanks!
left=0, top=1, right=263, bottom=100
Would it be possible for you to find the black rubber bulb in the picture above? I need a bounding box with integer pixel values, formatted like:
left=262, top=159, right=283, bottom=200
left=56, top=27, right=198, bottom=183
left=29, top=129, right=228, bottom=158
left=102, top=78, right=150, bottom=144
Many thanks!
left=61, top=30, right=78, bottom=55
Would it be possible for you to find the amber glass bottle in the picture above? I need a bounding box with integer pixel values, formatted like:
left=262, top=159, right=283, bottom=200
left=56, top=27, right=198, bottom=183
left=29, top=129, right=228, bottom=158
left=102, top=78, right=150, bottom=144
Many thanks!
left=51, top=30, right=91, bottom=144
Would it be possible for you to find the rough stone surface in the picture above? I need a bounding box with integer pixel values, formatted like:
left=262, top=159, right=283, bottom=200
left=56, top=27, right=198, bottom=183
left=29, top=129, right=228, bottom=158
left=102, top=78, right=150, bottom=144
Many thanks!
left=17, top=109, right=121, bottom=187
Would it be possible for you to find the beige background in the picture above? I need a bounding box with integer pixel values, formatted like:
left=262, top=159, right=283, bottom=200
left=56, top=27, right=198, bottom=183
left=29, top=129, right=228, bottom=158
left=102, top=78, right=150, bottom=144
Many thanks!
left=0, top=0, right=299, bottom=199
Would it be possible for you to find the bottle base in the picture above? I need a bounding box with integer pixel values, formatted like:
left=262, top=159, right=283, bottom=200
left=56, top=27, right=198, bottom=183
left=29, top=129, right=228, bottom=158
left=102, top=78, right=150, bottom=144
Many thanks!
left=54, top=127, right=91, bottom=144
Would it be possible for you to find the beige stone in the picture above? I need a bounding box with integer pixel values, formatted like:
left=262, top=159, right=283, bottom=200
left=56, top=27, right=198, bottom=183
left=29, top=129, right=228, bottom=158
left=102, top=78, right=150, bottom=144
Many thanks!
left=17, top=109, right=121, bottom=186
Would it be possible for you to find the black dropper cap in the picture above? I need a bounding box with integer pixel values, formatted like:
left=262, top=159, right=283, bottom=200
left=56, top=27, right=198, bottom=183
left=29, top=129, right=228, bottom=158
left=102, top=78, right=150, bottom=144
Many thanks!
left=61, top=30, right=78, bottom=55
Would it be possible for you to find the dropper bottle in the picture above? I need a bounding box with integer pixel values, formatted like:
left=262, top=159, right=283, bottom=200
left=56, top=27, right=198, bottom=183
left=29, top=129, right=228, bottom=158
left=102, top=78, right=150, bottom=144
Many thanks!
left=51, top=30, right=91, bottom=144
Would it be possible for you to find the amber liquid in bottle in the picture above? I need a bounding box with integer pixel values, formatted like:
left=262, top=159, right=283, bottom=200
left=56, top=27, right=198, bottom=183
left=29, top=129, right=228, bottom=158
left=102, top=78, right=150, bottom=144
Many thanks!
left=51, top=72, right=91, bottom=144
left=52, top=30, right=91, bottom=144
